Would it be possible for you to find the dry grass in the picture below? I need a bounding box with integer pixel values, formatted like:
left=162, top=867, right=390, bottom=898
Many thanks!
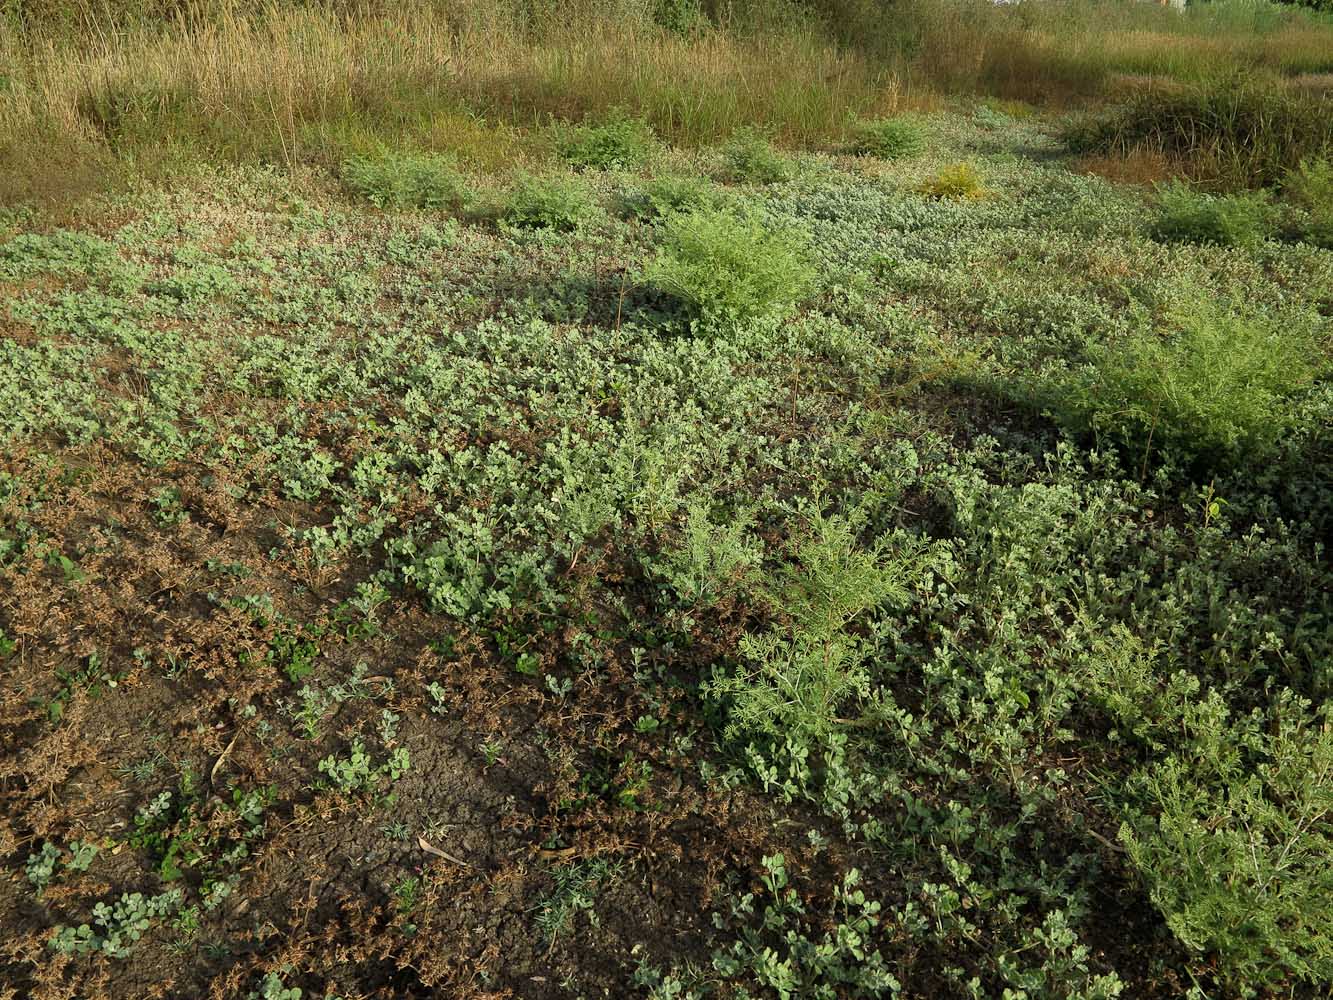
left=0, top=1, right=907, bottom=204
left=1064, top=74, right=1333, bottom=189
left=849, top=0, right=1333, bottom=103
left=1073, top=148, right=1183, bottom=189
left=2, top=0, right=1331, bottom=205
left=453, top=27, right=908, bottom=146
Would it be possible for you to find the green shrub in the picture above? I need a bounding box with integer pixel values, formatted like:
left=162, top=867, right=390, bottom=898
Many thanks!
left=651, top=502, right=761, bottom=605
left=851, top=116, right=926, bottom=159
left=644, top=206, right=816, bottom=324
left=620, top=174, right=722, bottom=220
left=1152, top=180, right=1273, bottom=247
left=502, top=173, right=596, bottom=230
left=1284, top=158, right=1333, bottom=249
left=558, top=111, right=655, bottom=170
left=1122, top=695, right=1333, bottom=993
left=652, top=0, right=705, bottom=33
left=707, top=513, right=912, bottom=748
left=720, top=127, right=793, bottom=184
left=918, top=162, right=985, bottom=200
left=341, top=152, right=467, bottom=211
left=1056, top=303, right=1320, bottom=464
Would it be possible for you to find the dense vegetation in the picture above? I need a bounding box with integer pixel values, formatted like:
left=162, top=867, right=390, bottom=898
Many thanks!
left=4, top=0, right=1333, bottom=203
left=1, top=2, right=1331, bottom=999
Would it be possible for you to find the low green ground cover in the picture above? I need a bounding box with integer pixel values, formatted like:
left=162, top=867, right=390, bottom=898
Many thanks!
left=0, top=110, right=1329, bottom=999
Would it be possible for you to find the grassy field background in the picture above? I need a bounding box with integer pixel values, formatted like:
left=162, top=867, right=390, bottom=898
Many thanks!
left=1, top=2, right=1332, bottom=999
left=3, top=0, right=1333, bottom=203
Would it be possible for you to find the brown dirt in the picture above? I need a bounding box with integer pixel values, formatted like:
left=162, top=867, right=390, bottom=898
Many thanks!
left=0, top=433, right=815, bottom=999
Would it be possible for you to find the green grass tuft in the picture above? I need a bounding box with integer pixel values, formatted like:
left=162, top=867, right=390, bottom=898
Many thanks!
left=1063, top=76, right=1333, bottom=190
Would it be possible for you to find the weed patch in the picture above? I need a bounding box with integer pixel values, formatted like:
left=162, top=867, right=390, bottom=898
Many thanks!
left=720, top=127, right=794, bottom=184
left=502, top=173, right=596, bottom=230
left=620, top=174, right=722, bottom=220
left=1284, top=157, right=1333, bottom=247
left=1052, top=302, right=1321, bottom=466
left=644, top=206, right=816, bottom=324
left=317, top=738, right=410, bottom=795
left=558, top=110, right=656, bottom=169
left=918, top=161, right=985, bottom=199
left=707, top=512, right=914, bottom=749
left=1151, top=180, right=1273, bottom=247
left=2, top=84, right=1332, bottom=1000
left=49, top=890, right=184, bottom=959
left=851, top=115, right=927, bottom=159
left=1122, top=696, right=1333, bottom=992
left=341, top=152, right=468, bottom=211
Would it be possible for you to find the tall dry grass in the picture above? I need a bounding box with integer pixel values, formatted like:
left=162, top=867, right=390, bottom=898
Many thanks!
left=1, top=0, right=1331, bottom=204
left=0, top=0, right=905, bottom=202
left=1065, top=74, right=1333, bottom=188
left=857, top=0, right=1333, bottom=102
